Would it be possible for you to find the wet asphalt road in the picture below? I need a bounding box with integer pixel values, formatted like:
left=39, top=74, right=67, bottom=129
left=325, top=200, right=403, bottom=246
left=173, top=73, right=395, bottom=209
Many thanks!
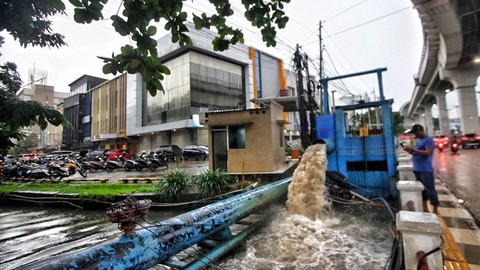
left=432, top=147, right=480, bottom=221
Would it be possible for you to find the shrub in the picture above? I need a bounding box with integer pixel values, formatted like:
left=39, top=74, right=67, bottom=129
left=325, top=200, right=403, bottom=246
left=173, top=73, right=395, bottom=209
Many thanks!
left=194, top=169, right=232, bottom=198
left=157, top=170, right=189, bottom=200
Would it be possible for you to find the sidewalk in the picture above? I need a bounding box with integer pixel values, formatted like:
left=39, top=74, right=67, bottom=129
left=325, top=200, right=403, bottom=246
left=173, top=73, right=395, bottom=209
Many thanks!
left=434, top=176, right=480, bottom=270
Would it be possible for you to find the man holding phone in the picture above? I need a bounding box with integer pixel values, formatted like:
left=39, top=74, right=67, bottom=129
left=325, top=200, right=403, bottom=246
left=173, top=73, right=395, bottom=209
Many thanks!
left=401, top=124, right=439, bottom=214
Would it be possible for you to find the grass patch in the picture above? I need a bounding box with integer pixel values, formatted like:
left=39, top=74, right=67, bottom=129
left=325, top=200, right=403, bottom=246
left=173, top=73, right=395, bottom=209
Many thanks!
left=0, top=183, right=157, bottom=200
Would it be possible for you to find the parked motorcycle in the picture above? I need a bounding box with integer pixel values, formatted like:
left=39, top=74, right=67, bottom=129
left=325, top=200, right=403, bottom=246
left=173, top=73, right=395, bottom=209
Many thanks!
left=25, top=164, right=52, bottom=179
left=120, top=156, right=138, bottom=172
left=66, top=158, right=88, bottom=177
left=134, top=154, right=150, bottom=172
left=148, top=152, right=168, bottom=171
left=48, top=162, right=70, bottom=179
left=87, top=157, right=108, bottom=173
left=105, top=156, right=124, bottom=172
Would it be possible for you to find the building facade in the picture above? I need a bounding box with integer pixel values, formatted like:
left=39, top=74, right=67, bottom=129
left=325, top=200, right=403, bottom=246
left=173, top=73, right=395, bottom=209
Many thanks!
left=207, top=102, right=286, bottom=173
left=16, top=84, right=69, bottom=150
left=91, top=74, right=128, bottom=151
left=63, top=75, right=107, bottom=149
left=125, top=24, right=298, bottom=152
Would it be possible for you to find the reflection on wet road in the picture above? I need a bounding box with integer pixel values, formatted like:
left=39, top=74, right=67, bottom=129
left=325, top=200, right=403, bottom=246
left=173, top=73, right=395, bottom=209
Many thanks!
left=0, top=206, right=181, bottom=269
left=433, top=148, right=480, bottom=221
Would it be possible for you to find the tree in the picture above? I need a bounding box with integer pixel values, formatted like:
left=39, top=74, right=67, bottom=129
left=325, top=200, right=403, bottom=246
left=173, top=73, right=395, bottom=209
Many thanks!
left=393, top=111, right=405, bottom=135
left=1, top=0, right=291, bottom=96
left=0, top=0, right=290, bottom=153
left=9, top=132, right=37, bottom=156
left=0, top=37, right=69, bottom=153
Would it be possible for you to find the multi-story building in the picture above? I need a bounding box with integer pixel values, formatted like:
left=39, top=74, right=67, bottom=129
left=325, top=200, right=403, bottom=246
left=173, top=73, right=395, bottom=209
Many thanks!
left=125, top=23, right=298, bottom=152
left=16, top=84, right=69, bottom=150
left=63, top=75, right=107, bottom=150
left=90, top=74, right=128, bottom=151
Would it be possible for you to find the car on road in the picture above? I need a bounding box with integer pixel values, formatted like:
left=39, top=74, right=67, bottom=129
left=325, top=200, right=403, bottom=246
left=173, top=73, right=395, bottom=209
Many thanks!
left=156, top=145, right=183, bottom=162
left=461, top=133, right=480, bottom=149
left=183, top=145, right=208, bottom=161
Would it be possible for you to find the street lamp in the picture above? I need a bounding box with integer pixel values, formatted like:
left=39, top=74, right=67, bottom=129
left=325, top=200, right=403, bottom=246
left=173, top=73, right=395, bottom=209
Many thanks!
left=474, top=57, right=480, bottom=64
left=445, top=89, right=451, bottom=93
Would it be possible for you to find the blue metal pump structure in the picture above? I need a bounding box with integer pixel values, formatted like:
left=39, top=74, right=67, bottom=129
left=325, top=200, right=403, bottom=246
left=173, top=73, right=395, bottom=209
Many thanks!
left=29, top=177, right=291, bottom=270
left=315, top=68, right=397, bottom=198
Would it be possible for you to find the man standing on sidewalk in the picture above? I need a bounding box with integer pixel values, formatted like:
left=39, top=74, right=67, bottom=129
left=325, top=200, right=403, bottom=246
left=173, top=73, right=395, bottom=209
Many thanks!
left=402, top=124, right=439, bottom=214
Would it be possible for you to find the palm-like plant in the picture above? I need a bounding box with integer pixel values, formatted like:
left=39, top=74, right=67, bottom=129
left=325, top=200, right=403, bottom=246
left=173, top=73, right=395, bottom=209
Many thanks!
left=156, top=169, right=190, bottom=200
left=194, top=169, right=232, bottom=198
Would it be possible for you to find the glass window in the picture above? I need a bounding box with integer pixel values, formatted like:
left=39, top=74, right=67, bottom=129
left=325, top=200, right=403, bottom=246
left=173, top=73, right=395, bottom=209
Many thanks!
left=228, top=125, right=245, bottom=149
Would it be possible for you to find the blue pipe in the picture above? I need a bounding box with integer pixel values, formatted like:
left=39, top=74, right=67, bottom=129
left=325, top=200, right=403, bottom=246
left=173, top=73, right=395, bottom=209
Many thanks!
left=317, top=138, right=336, bottom=154
left=29, top=177, right=292, bottom=270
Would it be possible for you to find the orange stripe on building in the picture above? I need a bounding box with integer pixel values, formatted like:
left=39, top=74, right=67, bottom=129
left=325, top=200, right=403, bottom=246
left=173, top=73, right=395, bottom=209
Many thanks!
left=279, top=59, right=289, bottom=129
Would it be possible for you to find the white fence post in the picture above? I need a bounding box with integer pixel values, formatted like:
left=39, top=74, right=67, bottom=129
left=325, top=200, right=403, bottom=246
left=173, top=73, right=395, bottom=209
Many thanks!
left=397, top=211, right=445, bottom=270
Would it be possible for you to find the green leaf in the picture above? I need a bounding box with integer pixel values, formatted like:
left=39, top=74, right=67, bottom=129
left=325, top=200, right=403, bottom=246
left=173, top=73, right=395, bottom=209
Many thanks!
left=147, top=25, right=157, bottom=36
left=102, top=63, right=112, bottom=74
left=69, top=0, right=84, bottom=7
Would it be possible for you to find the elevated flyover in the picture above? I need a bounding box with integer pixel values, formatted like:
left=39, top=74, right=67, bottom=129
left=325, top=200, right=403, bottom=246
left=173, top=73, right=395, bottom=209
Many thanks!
left=407, top=0, right=480, bottom=134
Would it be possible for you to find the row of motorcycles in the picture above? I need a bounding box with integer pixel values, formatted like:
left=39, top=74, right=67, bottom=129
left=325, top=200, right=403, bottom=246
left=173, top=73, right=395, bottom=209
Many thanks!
left=1, top=157, right=88, bottom=180
left=82, top=152, right=168, bottom=173
left=1, top=151, right=169, bottom=181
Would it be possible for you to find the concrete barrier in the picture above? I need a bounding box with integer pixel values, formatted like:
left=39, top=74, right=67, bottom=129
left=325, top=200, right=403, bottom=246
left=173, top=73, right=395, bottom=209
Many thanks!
left=397, top=156, right=412, bottom=165
left=396, top=181, right=424, bottom=212
left=397, top=164, right=415, bottom=181
left=397, top=211, right=444, bottom=270
left=63, top=178, right=109, bottom=183
left=118, top=178, right=158, bottom=183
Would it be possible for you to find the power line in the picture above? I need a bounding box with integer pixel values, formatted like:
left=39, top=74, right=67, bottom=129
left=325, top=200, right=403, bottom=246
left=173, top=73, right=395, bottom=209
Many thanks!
left=325, top=5, right=412, bottom=38
left=322, top=27, right=371, bottom=90
left=324, top=0, right=370, bottom=23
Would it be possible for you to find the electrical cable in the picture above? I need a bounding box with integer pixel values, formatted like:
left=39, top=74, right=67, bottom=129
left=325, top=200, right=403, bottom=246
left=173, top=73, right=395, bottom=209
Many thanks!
left=324, top=0, right=370, bottom=23
left=416, top=241, right=444, bottom=270
left=325, top=6, right=412, bottom=39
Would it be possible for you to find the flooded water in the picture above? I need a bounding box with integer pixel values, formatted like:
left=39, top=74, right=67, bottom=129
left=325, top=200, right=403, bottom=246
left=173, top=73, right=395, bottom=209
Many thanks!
left=0, top=204, right=393, bottom=270
left=1, top=145, right=393, bottom=270
left=0, top=205, right=182, bottom=270
left=222, top=144, right=393, bottom=269
left=220, top=205, right=393, bottom=269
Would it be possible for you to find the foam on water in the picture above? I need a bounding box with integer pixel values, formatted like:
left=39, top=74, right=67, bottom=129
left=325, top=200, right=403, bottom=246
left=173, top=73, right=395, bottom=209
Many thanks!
left=220, top=207, right=392, bottom=269
left=220, top=144, right=392, bottom=269
left=287, top=144, right=329, bottom=220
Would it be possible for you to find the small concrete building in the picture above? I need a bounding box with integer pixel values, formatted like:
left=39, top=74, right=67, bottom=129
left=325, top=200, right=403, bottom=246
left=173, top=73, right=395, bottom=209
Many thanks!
left=207, top=102, right=286, bottom=173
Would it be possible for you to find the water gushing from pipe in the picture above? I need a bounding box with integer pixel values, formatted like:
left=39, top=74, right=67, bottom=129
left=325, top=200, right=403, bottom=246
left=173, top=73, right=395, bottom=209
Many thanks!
left=287, top=144, right=328, bottom=220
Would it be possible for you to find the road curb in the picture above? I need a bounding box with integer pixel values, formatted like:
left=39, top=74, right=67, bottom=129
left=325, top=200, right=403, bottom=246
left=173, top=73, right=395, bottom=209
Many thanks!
left=118, top=178, right=158, bottom=183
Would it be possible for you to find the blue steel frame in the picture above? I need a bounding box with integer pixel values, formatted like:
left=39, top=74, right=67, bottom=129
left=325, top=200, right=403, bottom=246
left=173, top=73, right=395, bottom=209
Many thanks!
left=317, top=68, right=397, bottom=197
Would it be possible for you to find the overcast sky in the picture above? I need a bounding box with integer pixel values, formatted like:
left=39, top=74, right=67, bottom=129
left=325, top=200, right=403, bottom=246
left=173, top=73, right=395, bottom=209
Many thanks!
left=2, top=0, right=477, bottom=116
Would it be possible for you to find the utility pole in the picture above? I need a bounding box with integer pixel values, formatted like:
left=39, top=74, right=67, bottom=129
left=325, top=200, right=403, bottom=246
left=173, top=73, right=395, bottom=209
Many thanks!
left=318, top=20, right=324, bottom=113
left=294, top=44, right=310, bottom=150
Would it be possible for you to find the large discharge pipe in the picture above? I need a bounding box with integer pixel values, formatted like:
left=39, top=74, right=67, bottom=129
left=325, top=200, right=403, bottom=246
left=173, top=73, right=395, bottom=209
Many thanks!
left=29, top=177, right=292, bottom=270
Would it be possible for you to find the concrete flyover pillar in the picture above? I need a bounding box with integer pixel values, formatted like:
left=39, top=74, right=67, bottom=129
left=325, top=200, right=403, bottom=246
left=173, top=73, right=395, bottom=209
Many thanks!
left=434, top=92, right=450, bottom=135
left=423, top=104, right=435, bottom=136
left=457, top=86, right=479, bottom=134
left=439, top=67, right=480, bottom=134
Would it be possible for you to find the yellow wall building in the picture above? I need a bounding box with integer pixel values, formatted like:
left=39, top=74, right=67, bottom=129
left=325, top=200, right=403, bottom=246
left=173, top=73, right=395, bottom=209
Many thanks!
left=207, top=102, right=286, bottom=173
left=91, top=74, right=128, bottom=151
